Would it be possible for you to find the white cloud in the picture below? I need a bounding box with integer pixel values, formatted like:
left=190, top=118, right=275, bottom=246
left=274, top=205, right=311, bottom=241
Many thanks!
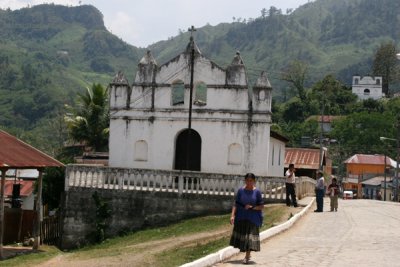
left=0, top=0, right=311, bottom=47
left=105, top=11, right=144, bottom=47
left=0, top=0, right=79, bottom=9
left=0, top=0, right=28, bottom=9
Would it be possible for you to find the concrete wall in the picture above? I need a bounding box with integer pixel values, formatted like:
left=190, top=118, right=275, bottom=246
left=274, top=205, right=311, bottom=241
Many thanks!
left=60, top=188, right=233, bottom=250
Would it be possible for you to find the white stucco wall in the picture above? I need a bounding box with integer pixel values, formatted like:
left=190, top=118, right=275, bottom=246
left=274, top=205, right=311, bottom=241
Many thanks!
left=109, top=110, right=271, bottom=175
left=268, top=138, right=286, bottom=177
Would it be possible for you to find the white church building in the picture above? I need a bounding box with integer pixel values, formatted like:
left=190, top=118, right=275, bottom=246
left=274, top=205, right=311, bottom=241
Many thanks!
left=108, top=37, right=282, bottom=177
left=352, top=75, right=383, bottom=100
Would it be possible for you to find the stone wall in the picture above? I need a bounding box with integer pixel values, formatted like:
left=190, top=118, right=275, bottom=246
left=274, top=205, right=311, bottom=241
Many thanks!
left=60, top=187, right=233, bottom=249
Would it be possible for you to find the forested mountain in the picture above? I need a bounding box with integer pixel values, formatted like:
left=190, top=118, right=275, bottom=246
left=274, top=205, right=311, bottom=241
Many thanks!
left=1, top=0, right=400, bottom=154
left=149, top=0, right=400, bottom=92
left=0, top=4, right=144, bottom=152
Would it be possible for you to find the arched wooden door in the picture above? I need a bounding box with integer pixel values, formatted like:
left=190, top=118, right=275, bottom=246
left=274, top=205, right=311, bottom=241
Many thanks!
left=174, top=129, right=201, bottom=171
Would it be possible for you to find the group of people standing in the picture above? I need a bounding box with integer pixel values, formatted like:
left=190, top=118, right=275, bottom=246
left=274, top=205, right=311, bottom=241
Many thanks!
left=228, top=166, right=340, bottom=264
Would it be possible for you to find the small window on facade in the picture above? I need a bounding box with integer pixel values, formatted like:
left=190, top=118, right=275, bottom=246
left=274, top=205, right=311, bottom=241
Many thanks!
left=364, top=88, right=370, bottom=95
left=376, top=79, right=380, bottom=85
left=194, top=82, right=207, bottom=106
left=354, top=78, right=359, bottom=85
left=228, top=143, right=242, bottom=165
left=279, top=145, right=282, bottom=165
left=171, top=80, right=184, bottom=105
left=134, top=140, right=148, bottom=161
left=271, top=145, right=275, bottom=166
left=258, top=89, right=266, bottom=101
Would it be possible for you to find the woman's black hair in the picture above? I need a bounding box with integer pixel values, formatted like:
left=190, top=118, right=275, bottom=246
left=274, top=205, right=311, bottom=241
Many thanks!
left=244, top=173, right=256, bottom=180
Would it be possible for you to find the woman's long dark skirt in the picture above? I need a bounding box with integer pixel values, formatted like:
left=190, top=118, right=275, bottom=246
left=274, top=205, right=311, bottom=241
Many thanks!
left=229, top=220, right=260, bottom=252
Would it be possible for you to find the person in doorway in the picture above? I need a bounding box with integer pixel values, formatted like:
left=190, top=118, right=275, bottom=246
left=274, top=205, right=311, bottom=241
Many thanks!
left=328, top=178, right=339, bottom=212
left=230, top=173, right=264, bottom=264
left=285, top=164, right=298, bottom=207
left=315, top=171, right=325, bottom=212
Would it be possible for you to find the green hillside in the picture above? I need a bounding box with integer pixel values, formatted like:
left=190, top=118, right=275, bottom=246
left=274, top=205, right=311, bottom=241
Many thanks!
left=149, top=0, right=400, bottom=91
left=0, top=4, right=144, bottom=153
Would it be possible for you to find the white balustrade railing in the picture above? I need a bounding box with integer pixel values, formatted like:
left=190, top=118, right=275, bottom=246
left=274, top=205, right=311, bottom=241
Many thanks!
left=65, top=165, right=316, bottom=200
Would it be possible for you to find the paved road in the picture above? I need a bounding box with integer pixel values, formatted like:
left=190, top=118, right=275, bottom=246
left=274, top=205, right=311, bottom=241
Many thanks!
left=216, top=198, right=400, bottom=267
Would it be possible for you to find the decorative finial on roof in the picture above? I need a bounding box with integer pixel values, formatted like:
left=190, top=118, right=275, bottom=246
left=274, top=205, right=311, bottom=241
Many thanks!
left=254, top=71, right=272, bottom=88
left=112, top=71, right=129, bottom=85
left=230, top=50, right=244, bottom=65
left=139, top=50, right=157, bottom=65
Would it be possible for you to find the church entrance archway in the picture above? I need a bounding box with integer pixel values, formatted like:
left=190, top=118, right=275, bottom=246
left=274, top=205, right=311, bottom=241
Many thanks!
left=174, top=129, right=201, bottom=171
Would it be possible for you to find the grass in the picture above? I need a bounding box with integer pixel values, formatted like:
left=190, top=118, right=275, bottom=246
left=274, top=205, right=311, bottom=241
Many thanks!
left=155, top=237, right=230, bottom=267
left=1, top=205, right=289, bottom=266
left=1, top=246, right=61, bottom=267
left=153, top=205, right=288, bottom=267
left=68, top=213, right=232, bottom=260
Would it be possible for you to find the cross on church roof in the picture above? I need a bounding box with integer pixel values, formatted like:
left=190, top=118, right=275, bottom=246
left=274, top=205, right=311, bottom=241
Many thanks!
left=188, top=25, right=196, bottom=41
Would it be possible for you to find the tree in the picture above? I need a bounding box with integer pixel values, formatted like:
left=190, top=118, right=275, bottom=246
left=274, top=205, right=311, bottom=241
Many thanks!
left=261, top=8, right=267, bottom=18
left=372, top=41, right=398, bottom=96
left=330, top=112, right=396, bottom=156
left=65, top=83, right=109, bottom=152
left=281, top=60, right=309, bottom=102
left=309, top=75, right=357, bottom=116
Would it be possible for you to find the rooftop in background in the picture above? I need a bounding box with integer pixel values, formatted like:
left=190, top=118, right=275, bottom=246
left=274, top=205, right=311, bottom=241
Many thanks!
left=285, top=147, right=325, bottom=170
left=270, top=130, right=289, bottom=143
left=307, top=115, right=343, bottom=123
left=361, top=176, right=387, bottom=186
left=344, top=154, right=395, bottom=167
left=0, top=130, right=64, bottom=169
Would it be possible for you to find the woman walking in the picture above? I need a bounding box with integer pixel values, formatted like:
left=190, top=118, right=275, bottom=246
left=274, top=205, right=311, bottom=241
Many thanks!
left=230, top=173, right=264, bottom=264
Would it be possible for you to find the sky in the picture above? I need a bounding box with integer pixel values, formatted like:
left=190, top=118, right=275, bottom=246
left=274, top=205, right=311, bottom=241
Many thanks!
left=0, top=0, right=311, bottom=48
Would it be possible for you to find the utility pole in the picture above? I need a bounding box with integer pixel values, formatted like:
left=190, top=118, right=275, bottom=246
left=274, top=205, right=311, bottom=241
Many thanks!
left=384, top=153, right=387, bottom=201
left=185, top=26, right=196, bottom=170
left=319, top=96, right=325, bottom=171
left=395, top=116, right=400, bottom=202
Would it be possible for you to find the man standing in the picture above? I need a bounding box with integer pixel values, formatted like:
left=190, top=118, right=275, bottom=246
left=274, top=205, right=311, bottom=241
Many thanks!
left=315, top=171, right=325, bottom=212
left=285, top=164, right=298, bottom=207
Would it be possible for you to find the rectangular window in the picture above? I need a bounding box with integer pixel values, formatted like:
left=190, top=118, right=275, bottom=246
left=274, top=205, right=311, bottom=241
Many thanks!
left=172, top=82, right=184, bottom=105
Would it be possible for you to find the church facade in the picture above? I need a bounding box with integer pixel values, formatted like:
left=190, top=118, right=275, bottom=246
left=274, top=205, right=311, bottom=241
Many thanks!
left=108, top=38, right=274, bottom=176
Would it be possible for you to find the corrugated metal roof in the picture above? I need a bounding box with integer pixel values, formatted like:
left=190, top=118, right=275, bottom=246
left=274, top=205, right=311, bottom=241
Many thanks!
left=307, top=115, right=343, bottom=123
left=361, top=176, right=385, bottom=186
left=285, top=148, right=322, bottom=169
left=0, top=130, right=64, bottom=169
left=4, top=180, right=34, bottom=197
left=344, top=154, right=393, bottom=166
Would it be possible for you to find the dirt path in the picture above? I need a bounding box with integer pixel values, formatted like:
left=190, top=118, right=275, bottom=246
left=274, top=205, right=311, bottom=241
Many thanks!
left=37, top=204, right=301, bottom=267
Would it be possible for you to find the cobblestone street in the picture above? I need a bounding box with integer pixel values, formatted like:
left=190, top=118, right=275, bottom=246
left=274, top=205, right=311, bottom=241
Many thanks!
left=216, top=198, right=400, bottom=267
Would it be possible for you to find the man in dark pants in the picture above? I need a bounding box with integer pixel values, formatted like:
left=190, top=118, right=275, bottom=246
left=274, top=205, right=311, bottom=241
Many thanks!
left=285, top=164, right=298, bottom=207
left=315, top=171, right=325, bottom=212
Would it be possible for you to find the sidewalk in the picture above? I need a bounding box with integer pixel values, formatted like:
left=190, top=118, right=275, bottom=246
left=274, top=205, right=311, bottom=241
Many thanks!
left=216, top=198, right=400, bottom=267
left=181, top=196, right=315, bottom=267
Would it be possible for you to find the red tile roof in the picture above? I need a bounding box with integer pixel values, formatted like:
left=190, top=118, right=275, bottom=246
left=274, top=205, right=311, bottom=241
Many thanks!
left=344, top=154, right=392, bottom=165
left=0, top=130, right=64, bottom=169
left=4, top=180, right=34, bottom=197
left=285, top=148, right=323, bottom=169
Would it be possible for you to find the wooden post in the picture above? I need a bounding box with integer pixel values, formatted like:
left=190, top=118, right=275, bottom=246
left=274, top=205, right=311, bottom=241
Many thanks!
left=0, top=168, right=7, bottom=259
left=33, top=169, right=43, bottom=250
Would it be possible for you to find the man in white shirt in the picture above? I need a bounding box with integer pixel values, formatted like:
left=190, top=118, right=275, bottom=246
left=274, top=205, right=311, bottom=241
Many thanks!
left=285, top=164, right=298, bottom=207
